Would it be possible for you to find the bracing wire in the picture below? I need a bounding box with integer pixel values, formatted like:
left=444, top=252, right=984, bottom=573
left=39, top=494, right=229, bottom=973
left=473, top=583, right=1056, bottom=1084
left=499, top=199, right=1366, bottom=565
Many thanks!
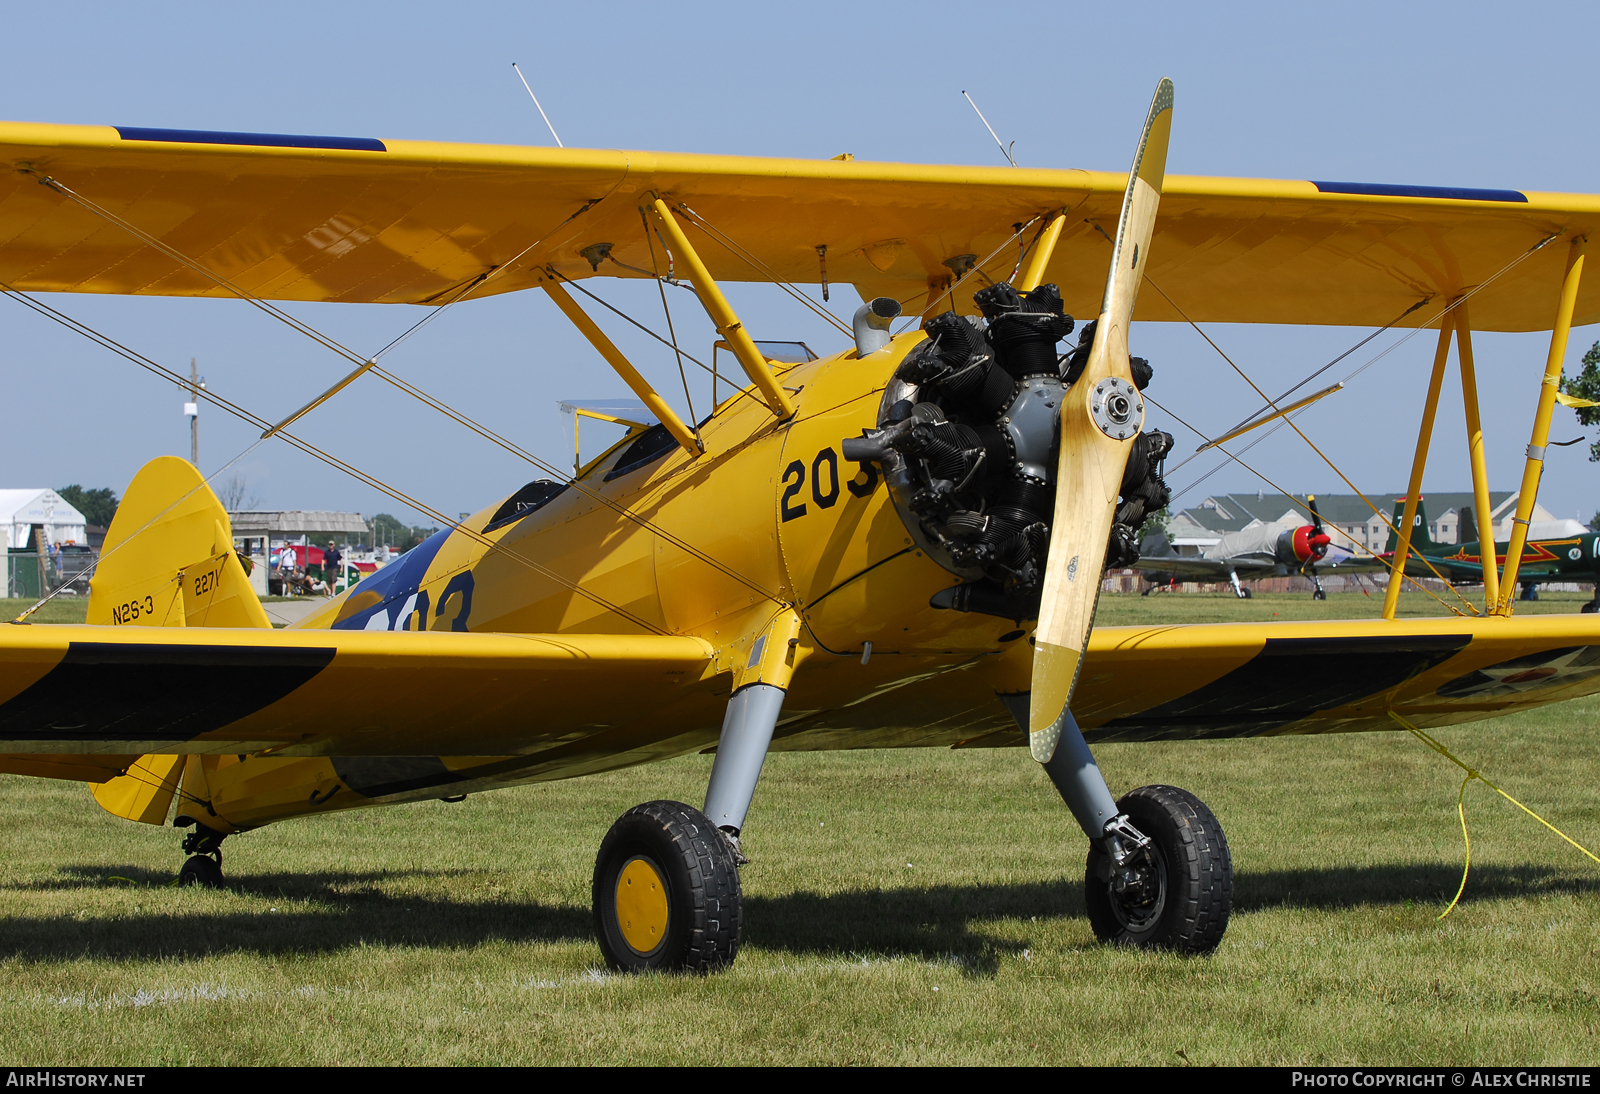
left=1124, top=228, right=1563, bottom=611
left=670, top=203, right=854, bottom=337
left=893, top=215, right=1045, bottom=333
left=641, top=208, right=699, bottom=432
left=1140, top=389, right=1475, bottom=616
left=10, top=436, right=268, bottom=623
left=22, top=171, right=781, bottom=605
left=543, top=268, right=776, bottom=414
left=0, top=285, right=672, bottom=633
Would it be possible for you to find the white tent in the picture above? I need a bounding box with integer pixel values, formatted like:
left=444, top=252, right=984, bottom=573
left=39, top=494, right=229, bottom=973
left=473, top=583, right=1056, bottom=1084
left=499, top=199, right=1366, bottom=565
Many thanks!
left=0, top=489, right=89, bottom=552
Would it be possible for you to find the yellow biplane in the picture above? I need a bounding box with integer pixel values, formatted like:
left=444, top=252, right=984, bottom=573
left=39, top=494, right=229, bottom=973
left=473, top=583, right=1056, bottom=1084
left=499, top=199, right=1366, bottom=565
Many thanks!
left=1, top=81, right=1597, bottom=971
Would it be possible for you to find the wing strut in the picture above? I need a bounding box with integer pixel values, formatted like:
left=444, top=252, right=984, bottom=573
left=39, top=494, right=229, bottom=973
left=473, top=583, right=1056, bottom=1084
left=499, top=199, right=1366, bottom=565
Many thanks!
left=647, top=198, right=797, bottom=421
left=1497, top=236, right=1589, bottom=612
left=542, top=281, right=702, bottom=457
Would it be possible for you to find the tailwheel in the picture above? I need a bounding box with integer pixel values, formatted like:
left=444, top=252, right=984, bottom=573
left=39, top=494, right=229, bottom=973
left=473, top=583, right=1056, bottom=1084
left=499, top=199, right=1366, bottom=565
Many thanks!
left=177, top=854, right=222, bottom=888
left=592, top=800, right=742, bottom=973
left=176, top=825, right=226, bottom=889
left=1085, top=785, right=1232, bottom=954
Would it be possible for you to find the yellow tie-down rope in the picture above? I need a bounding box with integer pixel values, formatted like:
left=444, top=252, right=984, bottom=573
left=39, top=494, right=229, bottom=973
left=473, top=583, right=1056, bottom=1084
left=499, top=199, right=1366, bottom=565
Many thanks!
left=1387, top=710, right=1600, bottom=919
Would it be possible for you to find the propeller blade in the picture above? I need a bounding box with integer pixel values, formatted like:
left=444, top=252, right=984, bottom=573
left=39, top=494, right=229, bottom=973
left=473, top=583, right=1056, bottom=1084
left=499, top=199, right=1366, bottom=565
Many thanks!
left=1308, top=494, right=1324, bottom=536
left=1029, top=79, right=1173, bottom=763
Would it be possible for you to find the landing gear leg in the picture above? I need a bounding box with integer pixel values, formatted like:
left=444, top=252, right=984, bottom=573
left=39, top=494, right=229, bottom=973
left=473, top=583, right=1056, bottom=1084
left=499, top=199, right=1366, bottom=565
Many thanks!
left=702, top=683, right=786, bottom=863
left=591, top=683, right=784, bottom=973
left=1311, top=571, right=1327, bottom=601
left=176, top=824, right=226, bottom=889
left=1001, top=697, right=1233, bottom=954
left=1229, top=570, right=1251, bottom=599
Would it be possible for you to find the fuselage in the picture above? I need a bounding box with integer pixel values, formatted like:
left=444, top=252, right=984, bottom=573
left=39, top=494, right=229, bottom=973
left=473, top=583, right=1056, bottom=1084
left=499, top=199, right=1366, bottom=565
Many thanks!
left=293, top=331, right=1026, bottom=702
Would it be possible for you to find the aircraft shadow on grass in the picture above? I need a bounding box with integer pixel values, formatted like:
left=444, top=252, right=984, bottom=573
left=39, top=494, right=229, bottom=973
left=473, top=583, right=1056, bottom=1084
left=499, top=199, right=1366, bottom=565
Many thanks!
left=2, top=862, right=1594, bottom=973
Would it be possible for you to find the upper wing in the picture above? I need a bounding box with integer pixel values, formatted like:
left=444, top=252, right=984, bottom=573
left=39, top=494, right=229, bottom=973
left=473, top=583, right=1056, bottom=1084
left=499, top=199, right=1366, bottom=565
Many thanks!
left=0, top=122, right=1595, bottom=330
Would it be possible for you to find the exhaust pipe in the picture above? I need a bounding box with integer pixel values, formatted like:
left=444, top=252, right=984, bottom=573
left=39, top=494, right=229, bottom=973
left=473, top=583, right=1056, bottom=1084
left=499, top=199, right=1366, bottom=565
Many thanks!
left=853, top=297, right=902, bottom=356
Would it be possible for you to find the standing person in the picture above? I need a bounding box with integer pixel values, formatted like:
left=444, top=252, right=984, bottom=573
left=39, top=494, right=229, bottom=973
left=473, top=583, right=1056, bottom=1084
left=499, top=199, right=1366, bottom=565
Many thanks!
left=322, top=540, right=343, bottom=597
left=278, top=544, right=297, bottom=595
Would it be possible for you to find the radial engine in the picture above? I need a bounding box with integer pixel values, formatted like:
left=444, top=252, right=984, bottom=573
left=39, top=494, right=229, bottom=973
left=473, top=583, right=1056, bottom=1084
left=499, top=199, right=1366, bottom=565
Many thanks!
left=844, top=282, right=1173, bottom=620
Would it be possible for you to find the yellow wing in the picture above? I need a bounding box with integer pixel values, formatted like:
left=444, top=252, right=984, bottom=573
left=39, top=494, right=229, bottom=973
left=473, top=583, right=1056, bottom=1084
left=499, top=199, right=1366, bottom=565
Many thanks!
left=0, top=121, right=1594, bottom=329
left=1, top=612, right=1595, bottom=785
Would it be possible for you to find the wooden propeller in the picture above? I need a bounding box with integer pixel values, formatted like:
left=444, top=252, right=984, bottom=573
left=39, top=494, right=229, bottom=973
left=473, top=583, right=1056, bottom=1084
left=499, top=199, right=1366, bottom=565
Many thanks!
left=1029, top=79, right=1174, bottom=762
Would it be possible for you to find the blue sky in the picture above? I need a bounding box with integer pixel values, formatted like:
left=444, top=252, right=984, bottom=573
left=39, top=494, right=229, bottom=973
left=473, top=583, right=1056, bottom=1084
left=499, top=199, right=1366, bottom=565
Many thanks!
left=2, top=1, right=1597, bottom=526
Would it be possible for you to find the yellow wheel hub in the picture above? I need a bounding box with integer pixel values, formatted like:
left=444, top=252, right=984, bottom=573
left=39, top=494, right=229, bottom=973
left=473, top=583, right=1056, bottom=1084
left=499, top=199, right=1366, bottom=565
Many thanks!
left=615, top=856, right=669, bottom=954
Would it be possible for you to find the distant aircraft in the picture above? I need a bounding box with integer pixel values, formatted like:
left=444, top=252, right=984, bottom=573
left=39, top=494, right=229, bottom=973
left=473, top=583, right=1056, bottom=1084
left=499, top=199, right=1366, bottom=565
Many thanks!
left=1134, top=496, right=1382, bottom=599
left=1386, top=499, right=1600, bottom=610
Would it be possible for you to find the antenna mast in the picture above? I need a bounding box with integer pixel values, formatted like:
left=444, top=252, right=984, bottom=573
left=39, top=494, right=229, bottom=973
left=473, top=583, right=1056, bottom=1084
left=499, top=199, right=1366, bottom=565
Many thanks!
left=962, top=90, right=1017, bottom=167
left=512, top=62, right=564, bottom=147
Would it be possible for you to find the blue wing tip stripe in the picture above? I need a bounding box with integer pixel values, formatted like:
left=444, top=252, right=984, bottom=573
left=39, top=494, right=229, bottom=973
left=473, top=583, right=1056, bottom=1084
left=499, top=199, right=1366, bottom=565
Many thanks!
left=116, top=127, right=386, bottom=153
left=1311, top=180, right=1527, bottom=203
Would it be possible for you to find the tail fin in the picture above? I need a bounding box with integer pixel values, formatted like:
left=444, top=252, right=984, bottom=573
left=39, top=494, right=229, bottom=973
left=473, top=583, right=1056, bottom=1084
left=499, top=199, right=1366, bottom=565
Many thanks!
left=1459, top=505, right=1478, bottom=545
left=87, top=456, right=270, bottom=630
left=86, top=457, right=270, bottom=825
left=1384, top=497, right=1434, bottom=553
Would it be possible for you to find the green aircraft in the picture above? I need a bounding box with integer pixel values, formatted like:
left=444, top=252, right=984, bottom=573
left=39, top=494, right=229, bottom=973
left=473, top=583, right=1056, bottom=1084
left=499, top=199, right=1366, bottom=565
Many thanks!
left=1386, top=498, right=1600, bottom=610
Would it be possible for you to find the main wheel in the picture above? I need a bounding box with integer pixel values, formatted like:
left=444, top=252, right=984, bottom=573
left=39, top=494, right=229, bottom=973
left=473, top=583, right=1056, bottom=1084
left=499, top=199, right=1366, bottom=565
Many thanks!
left=1085, top=785, right=1232, bottom=954
left=1312, top=588, right=1327, bottom=601
left=177, top=854, right=223, bottom=889
left=1583, top=600, right=1599, bottom=615
left=593, top=800, right=742, bottom=973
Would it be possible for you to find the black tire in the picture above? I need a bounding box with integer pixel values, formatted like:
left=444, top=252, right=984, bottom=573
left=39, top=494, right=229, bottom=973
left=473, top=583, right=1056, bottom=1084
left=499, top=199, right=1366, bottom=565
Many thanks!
left=1312, top=589, right=1327, bottom=601
left=177, top=855, right=223, bottom=889
left=1239, top=588, right=1252, bottom=599
left=593, top=800, right=742, bottom=974
left=1583, top=600, right=1599, bottom=615
left=1085, top=785, right=1232, bottom=955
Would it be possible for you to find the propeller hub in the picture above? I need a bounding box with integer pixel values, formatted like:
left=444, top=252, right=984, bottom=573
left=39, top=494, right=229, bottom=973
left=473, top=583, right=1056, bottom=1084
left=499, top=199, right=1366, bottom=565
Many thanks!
left=1089, top=376, right=1144, bottom=441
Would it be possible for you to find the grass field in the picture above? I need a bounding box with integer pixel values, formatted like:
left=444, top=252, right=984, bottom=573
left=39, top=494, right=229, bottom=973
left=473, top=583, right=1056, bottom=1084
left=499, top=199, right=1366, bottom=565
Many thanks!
left=2, top=592, right=1598, bottom=1065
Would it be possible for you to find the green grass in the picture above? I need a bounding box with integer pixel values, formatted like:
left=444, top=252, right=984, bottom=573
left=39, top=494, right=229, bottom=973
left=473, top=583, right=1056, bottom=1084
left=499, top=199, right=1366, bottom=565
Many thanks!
left=1, top=591, right=1598, bottom=1064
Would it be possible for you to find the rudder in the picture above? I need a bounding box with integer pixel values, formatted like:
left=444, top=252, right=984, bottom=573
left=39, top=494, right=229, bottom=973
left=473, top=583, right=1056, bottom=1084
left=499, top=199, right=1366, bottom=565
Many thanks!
left=1385, top=497, right=1433, bottom=553
left=85, top=457, right=269, bottom=824
left=87, top=456, right=270, bottom=630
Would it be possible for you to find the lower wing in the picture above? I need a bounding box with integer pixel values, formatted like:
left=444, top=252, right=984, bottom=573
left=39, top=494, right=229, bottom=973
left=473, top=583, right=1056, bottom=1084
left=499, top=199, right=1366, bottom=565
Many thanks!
left=3, top=615, right=1598, bottom=827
